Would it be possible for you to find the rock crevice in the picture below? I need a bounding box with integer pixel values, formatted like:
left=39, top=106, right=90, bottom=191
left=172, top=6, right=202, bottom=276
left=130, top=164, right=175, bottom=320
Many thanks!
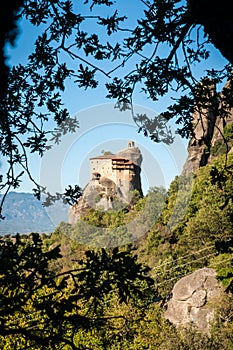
left=183, top=78, right=233, bottom=173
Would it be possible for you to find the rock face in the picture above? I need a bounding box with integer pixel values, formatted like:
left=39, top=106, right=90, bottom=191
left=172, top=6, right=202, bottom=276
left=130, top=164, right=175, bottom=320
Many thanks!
left=69, top=141, right=143, bottom=224
left=182, top=78, right=233, bottom=173
left=164, top=268, right=224, bottom=332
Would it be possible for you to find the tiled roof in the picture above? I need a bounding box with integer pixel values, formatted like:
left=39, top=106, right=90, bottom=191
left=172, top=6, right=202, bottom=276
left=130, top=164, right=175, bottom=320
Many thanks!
left=90, top=155, right=126, bottom=160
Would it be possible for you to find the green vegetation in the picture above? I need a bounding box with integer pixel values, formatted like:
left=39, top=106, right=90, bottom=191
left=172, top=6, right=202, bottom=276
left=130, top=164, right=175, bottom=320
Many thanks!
left=210, top=124, right=233, bottom=157
left=0, top=233, right=154, bottom=349
left=0, top=155, right=233, bottom=349
left=1, top=2, right=233, bottom=347
left=2, top=0, right=233, bottom=217
left=145, top=154, right=233, bottom=297
left=58, top=186, right=167, bottom=248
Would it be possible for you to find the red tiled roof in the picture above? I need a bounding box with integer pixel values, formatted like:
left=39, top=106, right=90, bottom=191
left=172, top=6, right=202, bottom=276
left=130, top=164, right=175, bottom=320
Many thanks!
left=90, top=155, right=127, bottom=160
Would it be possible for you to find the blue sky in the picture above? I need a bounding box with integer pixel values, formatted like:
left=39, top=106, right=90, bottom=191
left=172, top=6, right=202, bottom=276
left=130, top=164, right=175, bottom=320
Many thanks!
left=3, top=1, right=228, bottom=196
left=40, top=102, right=188, bottom=195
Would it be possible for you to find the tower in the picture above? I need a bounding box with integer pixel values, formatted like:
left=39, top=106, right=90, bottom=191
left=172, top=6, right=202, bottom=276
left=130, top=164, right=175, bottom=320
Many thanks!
left=128, top=140, right=135, bottom=148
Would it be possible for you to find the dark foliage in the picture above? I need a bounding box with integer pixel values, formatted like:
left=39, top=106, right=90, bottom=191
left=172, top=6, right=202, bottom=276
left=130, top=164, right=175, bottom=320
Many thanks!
left=0, top=233, right=155, bottom=348
left=0, top=0, right=233, bottom=217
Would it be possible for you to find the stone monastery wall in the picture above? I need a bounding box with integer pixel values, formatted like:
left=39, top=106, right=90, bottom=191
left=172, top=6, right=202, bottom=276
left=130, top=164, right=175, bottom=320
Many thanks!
left=68, top=141, right=143, bottom=223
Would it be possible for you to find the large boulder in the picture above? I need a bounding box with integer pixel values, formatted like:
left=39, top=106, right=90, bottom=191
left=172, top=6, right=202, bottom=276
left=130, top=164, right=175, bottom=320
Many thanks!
left=164, top=267, right=224, bottom=332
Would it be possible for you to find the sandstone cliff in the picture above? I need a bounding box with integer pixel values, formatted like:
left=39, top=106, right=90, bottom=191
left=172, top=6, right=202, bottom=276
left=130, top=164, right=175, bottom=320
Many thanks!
left=182, top=78, right=233, bottom=173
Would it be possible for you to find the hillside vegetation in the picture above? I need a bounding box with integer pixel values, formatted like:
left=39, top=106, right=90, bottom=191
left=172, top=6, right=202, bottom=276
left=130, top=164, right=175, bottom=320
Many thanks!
left=0, top=154, right=233, bottom=349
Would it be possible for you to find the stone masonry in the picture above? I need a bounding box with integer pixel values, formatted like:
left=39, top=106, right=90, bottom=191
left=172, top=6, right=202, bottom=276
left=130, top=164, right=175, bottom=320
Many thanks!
left=69, top=141, right=143, bottom=224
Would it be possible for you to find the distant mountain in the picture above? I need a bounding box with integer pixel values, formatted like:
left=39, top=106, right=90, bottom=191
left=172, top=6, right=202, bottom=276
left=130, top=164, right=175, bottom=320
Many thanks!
left=0, top=192, right=69, bottom=235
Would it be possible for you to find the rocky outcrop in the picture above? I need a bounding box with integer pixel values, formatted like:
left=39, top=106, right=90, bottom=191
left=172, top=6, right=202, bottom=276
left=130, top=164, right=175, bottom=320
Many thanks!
left=116, top=146, right=142, bottom=167
left=69, top=142, right=143, bottom=224
left=208, top=78, right=233, bottom=160
left=68, top=178, right=117, bottom=224
left=164, top=268, right=224, bottom=332
left=182, top=80, right=217, bottom=173
left=182, top=78, right=233, bottom=173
